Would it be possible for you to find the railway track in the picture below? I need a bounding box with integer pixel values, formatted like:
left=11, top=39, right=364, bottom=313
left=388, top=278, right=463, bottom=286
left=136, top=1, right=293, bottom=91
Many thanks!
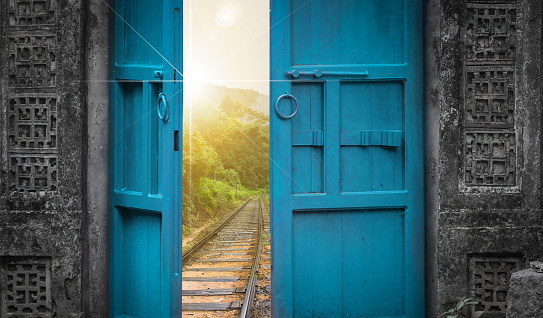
left=182, top=198, right=264, bottom=317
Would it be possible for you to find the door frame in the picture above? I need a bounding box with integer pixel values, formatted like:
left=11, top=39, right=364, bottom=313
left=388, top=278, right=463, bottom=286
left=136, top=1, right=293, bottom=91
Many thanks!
left=84, top=0, right=113, bottom=316
left=83, top=1, right=437, bottom=317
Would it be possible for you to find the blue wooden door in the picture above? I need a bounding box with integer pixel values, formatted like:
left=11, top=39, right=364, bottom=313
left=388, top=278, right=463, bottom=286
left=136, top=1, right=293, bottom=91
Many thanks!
left=270, top=0, right=424, bottom=317
left=110, top=0, right=182, bottom=317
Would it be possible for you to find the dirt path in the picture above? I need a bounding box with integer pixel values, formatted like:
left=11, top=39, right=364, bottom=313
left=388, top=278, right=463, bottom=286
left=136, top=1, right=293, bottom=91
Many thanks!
left=182, top=219, right=215, bottom=247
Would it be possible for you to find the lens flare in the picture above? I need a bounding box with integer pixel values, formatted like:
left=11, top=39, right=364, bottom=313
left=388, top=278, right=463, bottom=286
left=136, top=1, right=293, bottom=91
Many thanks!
left=215, top=1, right=242, bottom=29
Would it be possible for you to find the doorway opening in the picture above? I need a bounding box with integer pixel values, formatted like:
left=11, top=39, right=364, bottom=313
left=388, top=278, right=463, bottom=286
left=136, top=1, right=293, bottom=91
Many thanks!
left=109, top=1, right=425, bottom=316
left=180, top=1, right=271, bottom=316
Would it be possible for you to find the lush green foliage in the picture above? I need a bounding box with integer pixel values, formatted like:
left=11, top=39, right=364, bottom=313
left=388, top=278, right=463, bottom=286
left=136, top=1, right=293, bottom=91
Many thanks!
left=182, top=91, right=269, bottom=235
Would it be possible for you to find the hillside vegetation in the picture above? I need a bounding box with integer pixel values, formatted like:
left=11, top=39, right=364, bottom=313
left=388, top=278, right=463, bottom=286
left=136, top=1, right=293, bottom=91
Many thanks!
left=182, top=87, right=269, bottom=236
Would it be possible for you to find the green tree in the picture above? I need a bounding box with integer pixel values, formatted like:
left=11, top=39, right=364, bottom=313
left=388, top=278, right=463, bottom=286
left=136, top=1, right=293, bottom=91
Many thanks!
left=181, top=90, right=270, bottom=236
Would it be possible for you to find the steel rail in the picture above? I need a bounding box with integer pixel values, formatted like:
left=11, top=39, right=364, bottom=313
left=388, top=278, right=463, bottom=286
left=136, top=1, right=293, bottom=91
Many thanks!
left=182, top=197, right=254, bottom=265
left=239, top=198, right=264, bottom=318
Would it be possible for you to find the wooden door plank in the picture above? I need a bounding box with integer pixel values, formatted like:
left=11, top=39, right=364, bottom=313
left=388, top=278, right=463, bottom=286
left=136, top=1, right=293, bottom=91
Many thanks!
left=133, top=213, right=148, bottom=315
left=310, top=83, right=324, bottom=193
left=310, top=0, right=341, bottom=64
left=291, top=83, right=311, bottom=194
left=123, top=213, right=136, bottom=316
left=147, top=213, right=162, bottom=315
left=310, top=211, right=343, bottom=317
left=324, top=81, right=341, bottom=194
left=371, top=211, right=403, bottom=315
left=372, top=0, right=403, bottom=64
left=340, top=82, right=373, bottom=192
left=372, top=83, right=401, bottom=191
left=291, top=0, right=311, bottom=65
left=342, top=210, right=373, bottom=316
left=292, top=211, right=313, bottom=316
left=341, top=0, right=372, bottom=64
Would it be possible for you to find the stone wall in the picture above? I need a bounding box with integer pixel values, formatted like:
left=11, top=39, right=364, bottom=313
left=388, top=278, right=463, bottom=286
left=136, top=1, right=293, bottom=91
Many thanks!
left=426, top=0, right=543, bottom=317
left=0, top=0, right=86, bottom=316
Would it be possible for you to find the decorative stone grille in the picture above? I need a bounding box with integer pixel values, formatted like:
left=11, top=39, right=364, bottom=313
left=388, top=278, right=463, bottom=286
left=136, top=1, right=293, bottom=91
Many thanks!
left=8, top=0, right=57, bottom=26
left=8, top=95, right=57, bottom=150
left=469, top=256, right=521, bottom=318
left=465, top=66, right=515, bottom=126
left=463, top=0, right=518, bottom=190
left=9, top=155, right=58, bottom=192
left=1, top=258, right=51, bottom=317
left=465, top=3, right=516, bottom=63
left=465, top=131, right=516, bottom=186
left=5, top=0, right=59, bottom=193
left=8, top=35, right=57, bottom=88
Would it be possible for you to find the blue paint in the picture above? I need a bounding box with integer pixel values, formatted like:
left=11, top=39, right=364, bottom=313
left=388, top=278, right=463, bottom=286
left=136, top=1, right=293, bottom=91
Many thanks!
left=270, top=0, right=424, bottom=316
left=110, top=0, right=182, bottom=317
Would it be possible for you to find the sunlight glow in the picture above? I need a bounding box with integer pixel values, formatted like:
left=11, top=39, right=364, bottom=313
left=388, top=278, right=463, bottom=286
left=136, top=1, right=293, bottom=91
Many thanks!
left=184, top=0, right=269, bottom=95
left=183, top=72, right=205, bottom=100
left=216, top=5, right=236, bottom=28
left=215, top=1, right=241, bottom=29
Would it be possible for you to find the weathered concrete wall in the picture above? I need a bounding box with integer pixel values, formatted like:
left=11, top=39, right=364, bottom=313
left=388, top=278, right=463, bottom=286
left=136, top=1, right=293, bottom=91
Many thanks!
left=83, top=0, right=110, bottom=317
left=0, top=0, right=87, bottom=316
left=426, top=0, right=543, bottom=317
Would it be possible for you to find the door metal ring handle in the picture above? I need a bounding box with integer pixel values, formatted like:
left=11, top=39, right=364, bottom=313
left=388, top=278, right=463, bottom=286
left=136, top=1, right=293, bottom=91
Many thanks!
left=157, top=93, right=170, bottom=122
left=275, top=92, right=299, bottom=120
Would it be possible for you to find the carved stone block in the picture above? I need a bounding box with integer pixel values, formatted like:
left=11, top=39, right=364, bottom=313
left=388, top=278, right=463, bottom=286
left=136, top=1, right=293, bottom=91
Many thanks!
left=8, top=154, right=58, bottom=192
left=4, top=0, right=59, bottom=194
left=8, top=35, right=57, bottom=88
left=465, top=66, right=514, bottom=127
left=465, top=131, right=516, bottom=186
left=0, top=257, right=51, bottom=317
left=8, top=94, right=57, bottom=150
left=8, top=0, right=57, bottom=26
left=463, top=0, right=518, bottom=191
left=506, top=269, right=543, bottom=318
left=466, top=3, right=516, bottom=64
left=469, top=256, right=521, bottom=318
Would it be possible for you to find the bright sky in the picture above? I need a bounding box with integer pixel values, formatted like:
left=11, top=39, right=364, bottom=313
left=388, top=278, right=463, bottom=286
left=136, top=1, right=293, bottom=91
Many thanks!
left=183, top=0, right=270, bottom=96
